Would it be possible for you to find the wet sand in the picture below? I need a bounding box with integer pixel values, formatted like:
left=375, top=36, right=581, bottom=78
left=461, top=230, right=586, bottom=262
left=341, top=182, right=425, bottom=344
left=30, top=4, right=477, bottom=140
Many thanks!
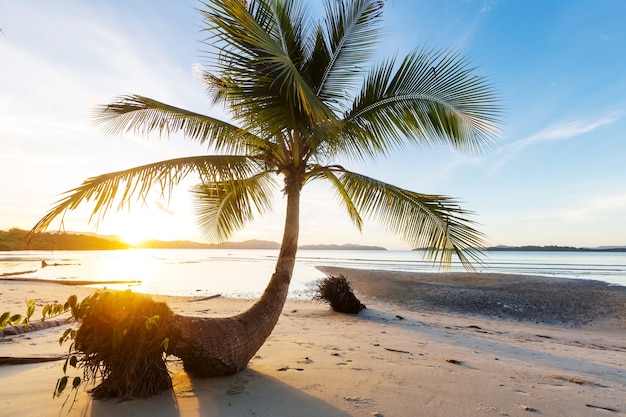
left=317, top=266, right=626, bottom=328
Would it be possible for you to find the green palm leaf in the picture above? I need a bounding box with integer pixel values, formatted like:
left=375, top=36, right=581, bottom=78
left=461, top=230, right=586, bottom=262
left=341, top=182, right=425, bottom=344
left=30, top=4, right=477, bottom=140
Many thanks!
left=312, top=0, right=385, bottom=109
left=199, top=0, right=336, bottom=130
left=192, top=172, right=278, bottom=242
left=308, top=166, right=364, bottom=231
left=342, top=48, right=502, bottom=159
left=325, top=168, right=485, bottom=270
left=26, top=155, right=264, bottom=242
left=93, top=95, right=258, bottom=154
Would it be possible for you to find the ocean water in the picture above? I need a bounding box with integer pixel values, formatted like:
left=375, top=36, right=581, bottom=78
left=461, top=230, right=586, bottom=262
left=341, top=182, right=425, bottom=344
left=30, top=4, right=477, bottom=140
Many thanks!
left=1, top=249, right=625, bottom=299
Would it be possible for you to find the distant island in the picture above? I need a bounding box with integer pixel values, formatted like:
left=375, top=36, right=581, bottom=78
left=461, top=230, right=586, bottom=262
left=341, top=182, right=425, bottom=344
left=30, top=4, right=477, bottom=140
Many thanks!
left=135, top=238, right=281, bottom=250
left=298, top=243, right=386, bottom=250
left=486, top=245, right=626, bottom=252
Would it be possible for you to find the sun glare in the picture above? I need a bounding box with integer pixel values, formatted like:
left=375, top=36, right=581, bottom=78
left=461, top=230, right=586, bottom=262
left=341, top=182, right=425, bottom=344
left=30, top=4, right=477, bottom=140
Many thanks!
left=119, top=230, right=148, bottom=246
left=98, top=205, right=196, bottom=247
left=100, top=214, right=159, bottom=246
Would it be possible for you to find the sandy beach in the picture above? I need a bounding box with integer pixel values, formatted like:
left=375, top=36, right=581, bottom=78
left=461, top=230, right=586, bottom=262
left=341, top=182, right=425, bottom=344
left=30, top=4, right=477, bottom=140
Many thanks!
left=1, top=267, right=624, bottom=417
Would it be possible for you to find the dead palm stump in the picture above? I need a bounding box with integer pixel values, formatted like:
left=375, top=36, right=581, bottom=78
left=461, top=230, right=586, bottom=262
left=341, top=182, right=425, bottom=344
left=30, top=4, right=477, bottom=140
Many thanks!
left=315, top=275, right=366, bottom=314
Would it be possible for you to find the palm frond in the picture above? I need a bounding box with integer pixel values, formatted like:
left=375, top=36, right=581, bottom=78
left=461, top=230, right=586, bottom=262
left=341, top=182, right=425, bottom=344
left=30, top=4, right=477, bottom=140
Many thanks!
left=307, top=166, right=364, bottom=231
left=192, top=172, right=278, bottom=242
left=25, top=155, right=264, bottom=243
left=199, top=0, right=335, bottom=129
left=268, top=0, right=309, bottom=65
left=92, top=95, right=258, bottom=154
left=313, top=0, right=385, bottom=109
left=330, top=169, right=486, bottom=269
left=343, top=48, right=502, bottom=159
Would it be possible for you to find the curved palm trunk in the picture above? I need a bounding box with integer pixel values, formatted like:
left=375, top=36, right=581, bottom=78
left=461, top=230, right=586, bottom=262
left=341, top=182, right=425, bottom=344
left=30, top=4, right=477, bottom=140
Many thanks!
left=170, top=182, right=301, bottom=377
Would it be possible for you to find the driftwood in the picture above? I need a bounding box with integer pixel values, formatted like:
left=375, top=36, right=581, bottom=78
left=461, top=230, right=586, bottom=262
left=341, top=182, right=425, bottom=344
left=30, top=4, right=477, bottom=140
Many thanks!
left=0, top=355, right=65, bottom=365
left=0, top=277, right=141, bottom=286
left=0, top=318, right=71, bottom=338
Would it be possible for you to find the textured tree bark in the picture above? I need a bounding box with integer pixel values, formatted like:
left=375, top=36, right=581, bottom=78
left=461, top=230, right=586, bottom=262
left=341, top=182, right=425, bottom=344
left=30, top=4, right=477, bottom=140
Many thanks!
left=170, top=179, right=301, bottom=377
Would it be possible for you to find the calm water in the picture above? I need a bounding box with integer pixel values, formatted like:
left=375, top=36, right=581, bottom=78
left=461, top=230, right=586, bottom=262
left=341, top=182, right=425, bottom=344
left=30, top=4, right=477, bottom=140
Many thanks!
left=1, top=249, right=625, bottom=299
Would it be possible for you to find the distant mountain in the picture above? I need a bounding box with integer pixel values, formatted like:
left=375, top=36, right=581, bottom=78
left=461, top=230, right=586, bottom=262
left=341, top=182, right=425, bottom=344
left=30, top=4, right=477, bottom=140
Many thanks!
left=593, top=245, right=626, bottom=250
left=219, top=239, right=281, bottom=249
left=487, top=245, right=626, bottom=252
left=137, top=239, right=280, bottom=250
left=298, top=243, right=386, bottom=250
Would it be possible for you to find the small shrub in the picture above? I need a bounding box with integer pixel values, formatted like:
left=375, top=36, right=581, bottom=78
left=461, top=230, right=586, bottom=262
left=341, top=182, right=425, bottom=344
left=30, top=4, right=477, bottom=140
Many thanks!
left=315, top=275, right=366, bottom=314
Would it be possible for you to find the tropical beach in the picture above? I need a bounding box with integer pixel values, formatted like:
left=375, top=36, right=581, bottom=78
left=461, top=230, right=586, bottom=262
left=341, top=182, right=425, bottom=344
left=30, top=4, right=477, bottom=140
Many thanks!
left=1, top=267, right=624, bottom=417
left=2, top=0, right=626, bottom=416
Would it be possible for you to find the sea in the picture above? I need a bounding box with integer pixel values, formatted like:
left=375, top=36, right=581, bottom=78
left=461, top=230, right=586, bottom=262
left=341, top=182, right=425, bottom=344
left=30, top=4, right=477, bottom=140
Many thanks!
left=1, top=249, right=625, bottom=299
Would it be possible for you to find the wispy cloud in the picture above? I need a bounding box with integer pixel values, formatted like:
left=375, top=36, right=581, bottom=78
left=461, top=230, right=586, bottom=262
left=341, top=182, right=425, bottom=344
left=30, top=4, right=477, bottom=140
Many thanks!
left=518, top=116, right=618, bottom=145
left=526, top=193, right=626, bottom=223
left=480, top=0, right=500, bottom=12
left=461, top=0, right=500, bottom=13
left=489, top=113, right=621, bottom=173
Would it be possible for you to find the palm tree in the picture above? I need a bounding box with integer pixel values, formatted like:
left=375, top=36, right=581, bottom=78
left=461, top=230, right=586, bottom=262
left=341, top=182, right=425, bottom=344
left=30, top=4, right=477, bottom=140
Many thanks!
left=27, top=0, right=501, bottom=377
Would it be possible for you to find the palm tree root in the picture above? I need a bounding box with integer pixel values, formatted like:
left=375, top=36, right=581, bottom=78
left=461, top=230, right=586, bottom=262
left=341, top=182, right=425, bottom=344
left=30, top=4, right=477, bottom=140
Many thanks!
left=74, top=290, right=174, bottom=400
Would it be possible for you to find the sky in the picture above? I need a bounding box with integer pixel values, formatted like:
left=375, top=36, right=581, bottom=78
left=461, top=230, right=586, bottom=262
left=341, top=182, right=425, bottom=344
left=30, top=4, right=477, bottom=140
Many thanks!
left=1, top=0, right=625, bottom=250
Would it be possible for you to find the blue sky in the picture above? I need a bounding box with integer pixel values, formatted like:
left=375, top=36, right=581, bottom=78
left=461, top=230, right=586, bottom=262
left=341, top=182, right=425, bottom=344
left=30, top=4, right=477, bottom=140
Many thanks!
left=1, top=0, right=625, bottom=249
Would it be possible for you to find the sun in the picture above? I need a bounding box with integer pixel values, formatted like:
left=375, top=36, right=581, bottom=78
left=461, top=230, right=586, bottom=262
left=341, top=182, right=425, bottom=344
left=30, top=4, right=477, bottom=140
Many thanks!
left=95, top=200, right=199, bottom=247
left=118, top=229, right=149, bottom=246
left=100, top=214, right=156, bottom=246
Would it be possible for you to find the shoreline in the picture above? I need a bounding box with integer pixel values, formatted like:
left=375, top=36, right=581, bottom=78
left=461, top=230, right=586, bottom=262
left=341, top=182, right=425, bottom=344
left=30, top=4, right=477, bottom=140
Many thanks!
left=1, top=270, right=625, bottom=416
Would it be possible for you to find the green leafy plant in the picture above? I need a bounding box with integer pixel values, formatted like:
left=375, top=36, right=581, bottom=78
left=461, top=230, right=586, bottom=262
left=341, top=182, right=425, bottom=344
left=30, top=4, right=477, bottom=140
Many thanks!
left=0, top=299, right=37, bottom=329
left=0, top=311, right=24, bottom=329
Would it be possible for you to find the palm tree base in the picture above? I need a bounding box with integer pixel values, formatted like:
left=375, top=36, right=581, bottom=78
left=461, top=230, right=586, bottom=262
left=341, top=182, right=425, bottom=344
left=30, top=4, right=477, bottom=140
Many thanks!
left=170, top=314, right=250, bottom=377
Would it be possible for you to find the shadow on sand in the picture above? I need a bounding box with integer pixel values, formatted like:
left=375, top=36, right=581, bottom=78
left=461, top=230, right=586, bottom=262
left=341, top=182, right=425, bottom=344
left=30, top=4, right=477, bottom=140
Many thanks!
left=85, top=365, right=351, bottom=417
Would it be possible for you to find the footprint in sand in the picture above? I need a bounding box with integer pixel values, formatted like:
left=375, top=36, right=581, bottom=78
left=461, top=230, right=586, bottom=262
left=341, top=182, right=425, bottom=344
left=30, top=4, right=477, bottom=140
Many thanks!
left=519, top=404, right=538, bottom=412
left=226, top=379, right=249, bottom=395
left=513, top=389, right=530, bottom=395
left=276, top=366, right=304, bottom=371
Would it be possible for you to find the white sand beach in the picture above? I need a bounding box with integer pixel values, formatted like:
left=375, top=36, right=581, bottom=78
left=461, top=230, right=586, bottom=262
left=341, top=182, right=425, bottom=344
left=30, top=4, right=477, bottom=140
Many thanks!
left=1, top=268, right=624, bottom=417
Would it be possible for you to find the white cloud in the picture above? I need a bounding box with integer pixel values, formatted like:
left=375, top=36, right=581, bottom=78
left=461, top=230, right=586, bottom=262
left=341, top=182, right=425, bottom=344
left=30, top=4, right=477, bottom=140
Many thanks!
left=519, top=115, right=618, bottom=144
left=489, top=113, right=621, bottom=174
left=480, top=0, right=500, bottom=12
left=526, top=193, right=626, bottom=223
